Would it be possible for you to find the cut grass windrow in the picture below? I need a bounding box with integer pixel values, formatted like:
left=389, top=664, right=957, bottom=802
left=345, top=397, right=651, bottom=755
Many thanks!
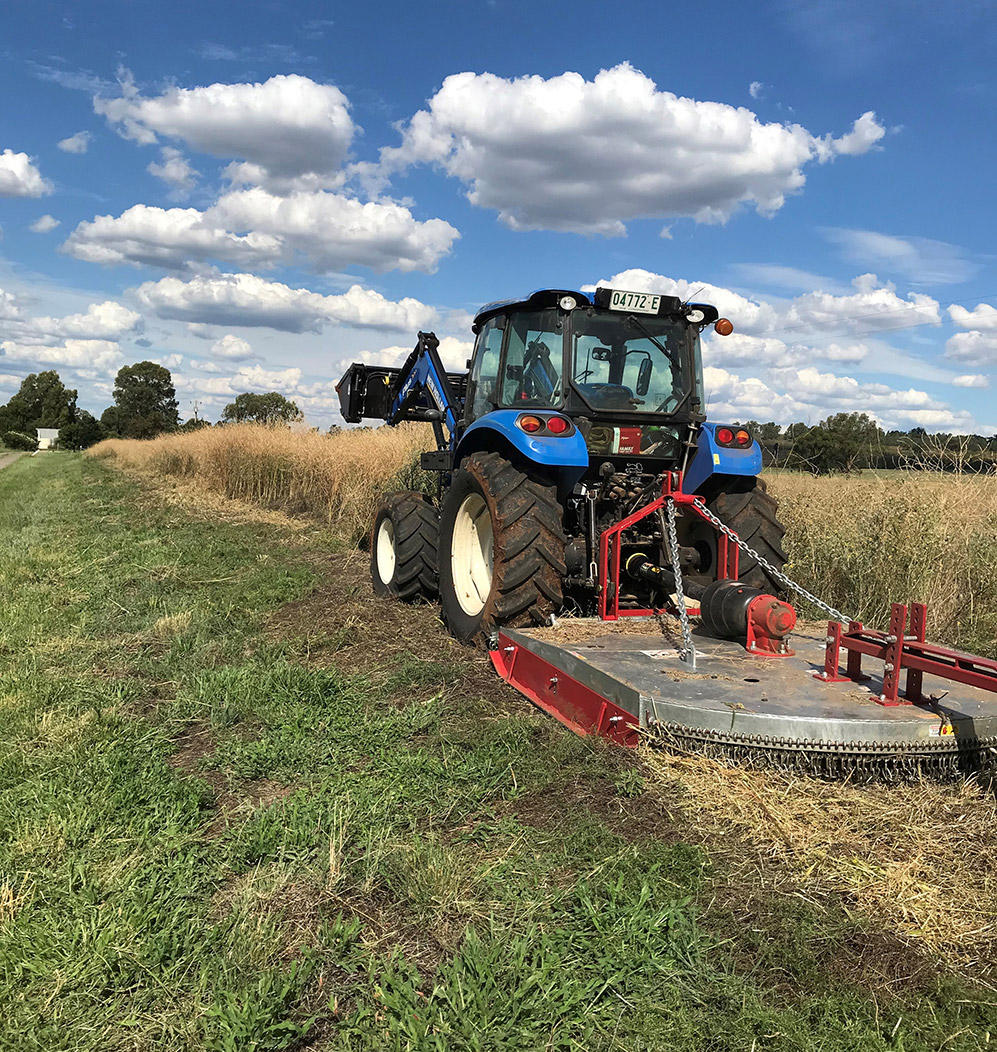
left=1, top=453, right=995, bottom=1051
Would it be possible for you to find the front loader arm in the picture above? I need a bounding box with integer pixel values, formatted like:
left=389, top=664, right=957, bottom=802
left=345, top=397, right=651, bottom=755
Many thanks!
left=336, top=331, right=468, bottom=452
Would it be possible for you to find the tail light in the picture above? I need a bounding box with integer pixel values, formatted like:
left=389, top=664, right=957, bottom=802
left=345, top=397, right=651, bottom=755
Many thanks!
left=715, top=426, right=754, bottom=449
left=516, top=414, right=574, bottom=437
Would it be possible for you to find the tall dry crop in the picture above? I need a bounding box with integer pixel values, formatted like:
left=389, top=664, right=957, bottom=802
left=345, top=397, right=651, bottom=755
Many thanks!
left=90, top=431, right=997, bottom=654
left=768, top=471, right=997, bottom=655
left=88, top=424, right=431, bottom=542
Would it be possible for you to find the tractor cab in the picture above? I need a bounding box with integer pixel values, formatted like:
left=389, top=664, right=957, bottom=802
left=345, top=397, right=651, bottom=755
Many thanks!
left=464, top=288, right=719, bottom=466
left=469, top=288, right=711, bottom=416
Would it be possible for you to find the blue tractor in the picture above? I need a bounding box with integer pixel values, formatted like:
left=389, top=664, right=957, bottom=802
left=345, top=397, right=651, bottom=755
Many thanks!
left=337, top=286, right=787, bottom=641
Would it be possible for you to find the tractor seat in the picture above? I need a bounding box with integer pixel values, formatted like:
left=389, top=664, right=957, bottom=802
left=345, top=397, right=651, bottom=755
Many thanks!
left=577, top=383, right=636, bottom=410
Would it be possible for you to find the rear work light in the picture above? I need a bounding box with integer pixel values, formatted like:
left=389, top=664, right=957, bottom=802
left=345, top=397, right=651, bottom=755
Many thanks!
left=516, top=414, right=573, bottom=437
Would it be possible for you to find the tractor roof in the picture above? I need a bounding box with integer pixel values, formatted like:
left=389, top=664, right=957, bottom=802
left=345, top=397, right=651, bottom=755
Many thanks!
left=472, top=287, right=719, bottom=331
left=473, top=289, right=590, bottom=327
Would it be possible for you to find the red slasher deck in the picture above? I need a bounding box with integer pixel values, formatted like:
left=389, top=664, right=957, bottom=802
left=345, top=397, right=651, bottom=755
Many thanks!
left=489, top=621, right=997, bottom=776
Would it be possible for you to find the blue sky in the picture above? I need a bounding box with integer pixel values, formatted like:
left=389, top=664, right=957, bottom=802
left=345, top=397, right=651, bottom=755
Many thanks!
left=1, top=0, right=996, bottom=432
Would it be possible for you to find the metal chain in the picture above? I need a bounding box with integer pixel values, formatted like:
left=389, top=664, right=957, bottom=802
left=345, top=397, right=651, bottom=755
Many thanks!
left=689, top=497, right=854, bottom=625
left=664, top=499, right=696, bottom=667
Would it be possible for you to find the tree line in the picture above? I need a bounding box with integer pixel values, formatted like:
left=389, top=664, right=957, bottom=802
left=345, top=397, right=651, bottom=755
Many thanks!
left=736, top=413, right=997, bottom=475
left=0, top=364, right=302, bottom=451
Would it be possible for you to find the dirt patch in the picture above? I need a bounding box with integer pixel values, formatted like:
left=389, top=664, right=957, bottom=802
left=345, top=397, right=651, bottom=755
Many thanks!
left=169, top=721, right=295, bottom=836
left=508, top=772, right=688, bottom=845
left=267, top=550, right=535, bottom=722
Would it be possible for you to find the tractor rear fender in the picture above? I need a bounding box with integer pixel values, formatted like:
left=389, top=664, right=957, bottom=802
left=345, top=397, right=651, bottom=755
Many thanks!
left=455, top=412, right=588, bottom=497
left=684, top=421, right=763, bottom=495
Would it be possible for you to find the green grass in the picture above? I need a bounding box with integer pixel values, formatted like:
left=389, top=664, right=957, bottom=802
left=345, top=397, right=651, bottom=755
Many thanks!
left=0, top=455, right=993, bottom=1051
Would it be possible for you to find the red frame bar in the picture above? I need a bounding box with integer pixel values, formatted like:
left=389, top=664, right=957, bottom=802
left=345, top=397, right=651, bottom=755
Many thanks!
left=598, top=474, right=731, bottom=620
left=820, top=602, right=997, bottom=705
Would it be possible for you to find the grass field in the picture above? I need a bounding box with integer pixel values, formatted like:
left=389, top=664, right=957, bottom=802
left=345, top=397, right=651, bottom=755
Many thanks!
left=2, top=452, right=996, bottom=1050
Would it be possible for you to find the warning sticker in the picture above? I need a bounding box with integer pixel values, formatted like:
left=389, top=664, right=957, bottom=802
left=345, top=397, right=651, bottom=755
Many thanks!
left=929, top=722, right=955, bottom=737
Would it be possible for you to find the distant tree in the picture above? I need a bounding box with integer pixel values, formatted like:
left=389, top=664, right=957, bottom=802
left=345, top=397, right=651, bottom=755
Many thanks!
left=222, top=391, right=301, bottom=426
left=0, top=371, right=77, bottom=433
left=784, top=422, right=810, bottom=440
left=757, top=421, right=782, bottom=442
left=790, top=412, right=881, bottom=475
left=180, top=416, right=212, bottom=432
left=100, top=405, right=125, bottom=438
left=58, top=410, right=105, bottom=450
left=111, top=362, right=179, bottom=438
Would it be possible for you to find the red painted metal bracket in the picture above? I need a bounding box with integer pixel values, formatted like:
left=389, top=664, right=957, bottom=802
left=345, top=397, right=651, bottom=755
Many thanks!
left=819, top=602, right=997, bottom=706
left=490, top=634, right=640, bottom=747
left=598, top=473, right=729, bottom=621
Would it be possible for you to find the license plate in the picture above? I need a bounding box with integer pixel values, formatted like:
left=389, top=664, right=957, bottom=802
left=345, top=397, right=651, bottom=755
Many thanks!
left=608, top=289, right=660, bottom=314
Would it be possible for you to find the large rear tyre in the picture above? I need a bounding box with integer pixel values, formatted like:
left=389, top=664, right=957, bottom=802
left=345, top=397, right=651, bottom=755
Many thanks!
left=439, top=452, right=565, bottom=642
left=684, top=478, right=788, bottom=596
left=370, top=491, right=439, bottom=601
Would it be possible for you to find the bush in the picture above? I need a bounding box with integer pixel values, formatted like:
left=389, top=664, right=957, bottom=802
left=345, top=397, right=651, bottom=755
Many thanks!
left=2, top=431, right=39, bottom=452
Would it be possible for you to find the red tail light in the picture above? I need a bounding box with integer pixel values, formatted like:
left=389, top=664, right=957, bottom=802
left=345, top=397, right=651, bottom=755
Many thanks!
left=717, top=427, right=734, bottom=444
left=546, top=416, right=570, bottom=435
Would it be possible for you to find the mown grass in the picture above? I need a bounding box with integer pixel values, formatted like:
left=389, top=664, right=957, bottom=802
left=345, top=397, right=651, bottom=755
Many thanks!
left=2, top=455, right=995, bottom=1050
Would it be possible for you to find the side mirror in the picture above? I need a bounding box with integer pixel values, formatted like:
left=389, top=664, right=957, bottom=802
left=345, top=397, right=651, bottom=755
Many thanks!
left=636, top=357, right=653, bottom=397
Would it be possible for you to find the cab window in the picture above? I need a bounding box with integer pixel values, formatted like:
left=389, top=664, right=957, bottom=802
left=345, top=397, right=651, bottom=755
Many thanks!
left=500, top=310, right=563, bottom=407
left=466, top=316, right=504, bottom=423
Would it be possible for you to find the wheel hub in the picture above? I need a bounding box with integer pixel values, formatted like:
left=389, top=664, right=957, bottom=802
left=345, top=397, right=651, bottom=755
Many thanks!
left=451, top=493, right=494, bottom=616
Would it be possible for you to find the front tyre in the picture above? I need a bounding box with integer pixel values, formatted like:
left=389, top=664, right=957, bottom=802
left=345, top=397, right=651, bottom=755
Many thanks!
left=370, top=491, right=439, bottom=601
left=439, top=452, right=565, bottom=642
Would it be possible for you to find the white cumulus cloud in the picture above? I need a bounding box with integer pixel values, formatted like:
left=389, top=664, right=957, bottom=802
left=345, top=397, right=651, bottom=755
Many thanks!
left=0, top=338, right=124, bottom=373
left=945, top=330, right=997, bottom=366
left=147, top=147, right=199, bottom=198
left=29, top=214, right=60, bottom=233
left=96, top=73, right=355, bottom=190
left=369, top=63, right=885, bottom=234
left=57, top=131, right=92, bottom=154
left=62, top=204, right=284, bottom=269
left=0, top=149, right=53, bottom=197
left=210, top=334, right=255, bottom=360
left=62, top=189, right=458, bottom=273
left=952, top=374, right=990, bottom=388
left=134, top=272, right=438, bottom=333
left=948, top=302, right=997, bottom=331
left=28, top=300, right=141, bottom=341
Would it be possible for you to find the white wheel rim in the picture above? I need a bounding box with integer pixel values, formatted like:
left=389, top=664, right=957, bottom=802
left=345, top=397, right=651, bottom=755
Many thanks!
left=375, top=517, right=396, bottom=584
left=451, top=493, right=494, bottom=617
